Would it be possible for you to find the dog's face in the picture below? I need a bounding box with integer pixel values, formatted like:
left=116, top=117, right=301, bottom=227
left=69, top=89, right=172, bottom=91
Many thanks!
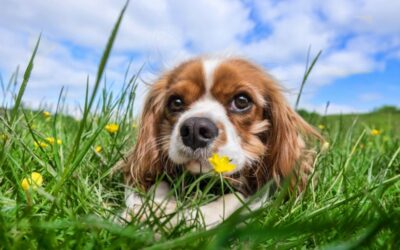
left=163, top=58, right=268, bottom=175
left=126, top=57, right=320, bottom=193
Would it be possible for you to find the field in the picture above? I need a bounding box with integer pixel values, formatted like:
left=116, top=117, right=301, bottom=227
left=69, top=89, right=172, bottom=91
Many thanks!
left=1, top=7, right=400, bottom=249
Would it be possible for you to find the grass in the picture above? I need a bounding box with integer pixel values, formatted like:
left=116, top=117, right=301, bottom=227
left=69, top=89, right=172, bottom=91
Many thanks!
left=1, top=4, right=400, bottom=249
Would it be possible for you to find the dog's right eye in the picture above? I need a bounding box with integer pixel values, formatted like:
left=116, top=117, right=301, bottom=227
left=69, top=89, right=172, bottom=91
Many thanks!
left=168, top=95, right=185, bottom=112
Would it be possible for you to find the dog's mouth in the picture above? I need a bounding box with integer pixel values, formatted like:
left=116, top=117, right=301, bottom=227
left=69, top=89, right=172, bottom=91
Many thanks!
left=175, top=147, right=239, bottom=175
left=169, top=137, right=244, bottom=175
left=173, top=147, right=214, bottom=174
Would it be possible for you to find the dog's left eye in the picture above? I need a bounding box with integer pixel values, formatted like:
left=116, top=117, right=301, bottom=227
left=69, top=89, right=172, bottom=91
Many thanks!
left=168, top=95, right=185, bottom=112
left=230, top=93, right=252, bottom=113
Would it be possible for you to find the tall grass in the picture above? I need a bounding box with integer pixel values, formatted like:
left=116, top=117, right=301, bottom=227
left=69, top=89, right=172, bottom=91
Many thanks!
left=1, top=3, right=400, bottom=249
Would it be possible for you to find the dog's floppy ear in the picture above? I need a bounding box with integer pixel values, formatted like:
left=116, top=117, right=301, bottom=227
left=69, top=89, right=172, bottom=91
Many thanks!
left=263, top=80, right=322, bottom=192
left=123, top=77, right=167, bottom=190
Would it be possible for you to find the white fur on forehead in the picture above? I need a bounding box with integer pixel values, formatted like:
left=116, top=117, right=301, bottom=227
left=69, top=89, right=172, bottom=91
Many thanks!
left=202, top=58, right=222, bottom=92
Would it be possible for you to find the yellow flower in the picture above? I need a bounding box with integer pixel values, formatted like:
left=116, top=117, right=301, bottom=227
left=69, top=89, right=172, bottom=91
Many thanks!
left=46, top=137, right=54, bottom=144
left=45, top=137, right=62, bottom=145
left=370, top=129, right=381, bottom=136
left=105, top=123, right=119, bottom=134
left=34, top=141, right=48, bottom=149
left=208, top=153, right=236, bottom=173
left=1, top=134, right=8, bottom=141
left=318, top=124, right=325, bottom=130
left=321, top=141, right=330, bottom=152
left=43, top=111, right=51, bottom=118
left=132, top=123, right=138, bottom=129
left=95, top=146, right=102, bottom=153
left=21, top=172, right=43, bottom=191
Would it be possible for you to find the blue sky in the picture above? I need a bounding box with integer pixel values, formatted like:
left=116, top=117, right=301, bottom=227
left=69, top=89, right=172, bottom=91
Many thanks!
left=0, top=0, right=399, bottom=115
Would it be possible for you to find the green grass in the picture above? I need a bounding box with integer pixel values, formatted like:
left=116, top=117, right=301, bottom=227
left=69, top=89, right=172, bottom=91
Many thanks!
left=1, top=5, right=400, bottom=249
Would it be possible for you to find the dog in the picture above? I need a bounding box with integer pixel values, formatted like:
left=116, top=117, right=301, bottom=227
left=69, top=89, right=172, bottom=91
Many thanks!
left=119, top=57, right=321, bottom=229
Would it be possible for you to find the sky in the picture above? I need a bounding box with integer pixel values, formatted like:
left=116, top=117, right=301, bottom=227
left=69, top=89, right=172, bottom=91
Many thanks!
left=0, top=0, right=399, bottom=115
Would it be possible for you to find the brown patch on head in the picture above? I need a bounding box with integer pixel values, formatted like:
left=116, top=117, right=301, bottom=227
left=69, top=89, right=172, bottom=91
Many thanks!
left=212, top=60, right=267, bottom=124
left=164, top=59, right=206, bottom=124
left=167, top=59, right=205, bottom=88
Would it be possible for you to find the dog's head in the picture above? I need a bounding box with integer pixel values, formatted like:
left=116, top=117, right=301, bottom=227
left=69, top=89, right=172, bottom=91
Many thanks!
left=124, top=57, right=321, bottom=194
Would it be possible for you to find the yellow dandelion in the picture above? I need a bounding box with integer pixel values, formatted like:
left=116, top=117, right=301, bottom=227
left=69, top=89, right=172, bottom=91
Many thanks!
left=45, top=137, right=55, bottom=145
left=21, top=172, right=43, bottom=191
left=34, top=141, right=48, bottom=149
left=43, top=111, right=51, bottom=118
left=208, top=153, right=236, bottom=173
left=321, top=141, right=330, bottom=152
left=95, top=146, right=102, bottom=153
left=1, top=134, right=8, bottom=141
left=370, top=129, right=381, bottom=136
left=318, top=124, right=325, bottom=130
left=105, top=123, right=119, bottom=134
left=45, top=137, right=62, bottom=145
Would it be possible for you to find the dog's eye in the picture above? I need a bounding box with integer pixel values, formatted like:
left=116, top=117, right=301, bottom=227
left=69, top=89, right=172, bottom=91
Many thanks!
left=230, top=93, right=252, bottom=113
left=168, top=95, right=185, bottom=112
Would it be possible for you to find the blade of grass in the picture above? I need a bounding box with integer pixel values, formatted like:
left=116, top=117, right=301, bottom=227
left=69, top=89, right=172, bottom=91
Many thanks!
left=295, top=50, right=322, bottom=110
left=53, top=0, right=129, bottom=195
left=10, top=35, right=41, bottom=125
left=66, top=1, right=129, bottom=165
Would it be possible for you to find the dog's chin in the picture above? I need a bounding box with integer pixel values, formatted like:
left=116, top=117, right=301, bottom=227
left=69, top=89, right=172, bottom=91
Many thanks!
left=185, top=160, right=213, bottom=174
left=169, top=146, right=213, bottom=173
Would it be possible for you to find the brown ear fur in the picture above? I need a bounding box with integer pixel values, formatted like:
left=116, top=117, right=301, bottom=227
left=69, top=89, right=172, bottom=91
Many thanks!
left=261, top=78, right=322, bottom=192
left=123, top=77, right=167, bottom=190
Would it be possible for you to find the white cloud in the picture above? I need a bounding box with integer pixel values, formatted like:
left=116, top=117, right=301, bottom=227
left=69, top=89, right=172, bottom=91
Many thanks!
left=358, top=93, right=383, bottom=102
left=0, top=0, right=399, bottom=115
left=310, top=50, right=379, bottom=85
left=302, top=103, right=362, bottom=115
left=167, top=0, right=253, bottom=51
left=242, top=15, right=333, bottom=64
left=0, top=0, right=254, bottom=114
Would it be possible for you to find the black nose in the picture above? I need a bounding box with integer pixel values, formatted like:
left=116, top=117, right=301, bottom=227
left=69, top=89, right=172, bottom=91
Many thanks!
left=180, top=117, right=218, bottom=150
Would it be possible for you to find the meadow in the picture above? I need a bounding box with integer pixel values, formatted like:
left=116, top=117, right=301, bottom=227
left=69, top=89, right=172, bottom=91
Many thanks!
left=1, top=5, right=400, bottom=249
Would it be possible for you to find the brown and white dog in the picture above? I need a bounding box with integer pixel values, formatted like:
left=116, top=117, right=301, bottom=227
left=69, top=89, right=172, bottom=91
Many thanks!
left=120, top=57, right=321, bottom=229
